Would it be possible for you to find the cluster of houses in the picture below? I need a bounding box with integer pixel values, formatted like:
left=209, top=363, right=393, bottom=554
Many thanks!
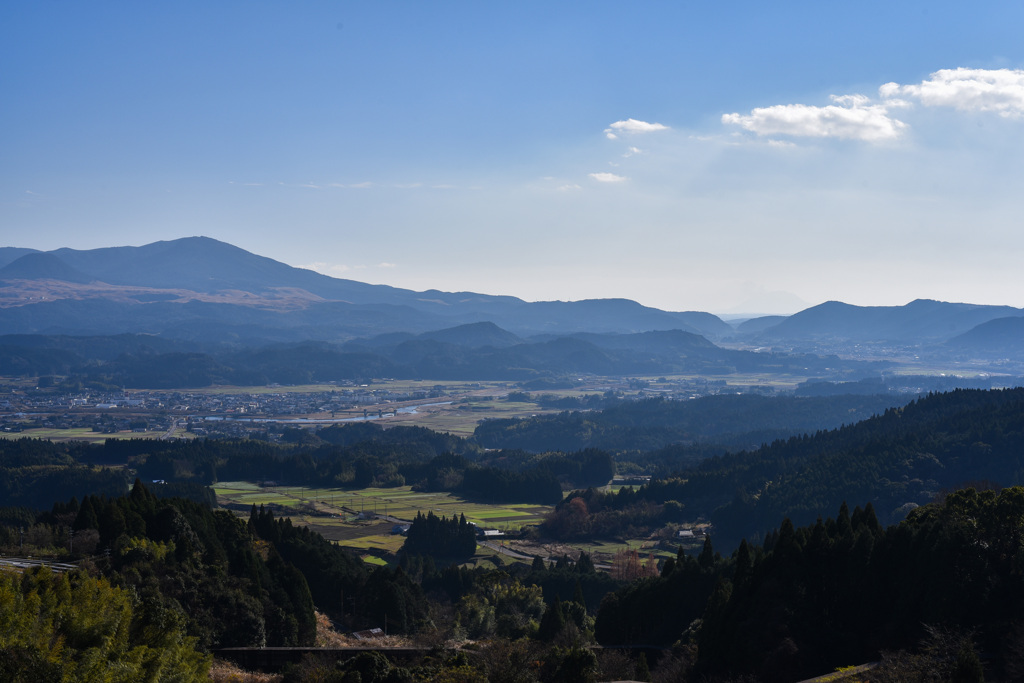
left=0, top=382, right=452, bottom=437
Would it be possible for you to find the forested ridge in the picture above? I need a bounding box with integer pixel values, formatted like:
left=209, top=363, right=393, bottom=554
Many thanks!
left=0, top=327, right=867, bottom=387
left=474, top=392, right=908, bottom=454
left=539, top=387, right=1024, bottom=548
left=597, top=489, right=1024, bottom=681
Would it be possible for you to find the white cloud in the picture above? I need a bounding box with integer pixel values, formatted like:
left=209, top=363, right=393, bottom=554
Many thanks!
left=623, top=146, right=643, bottom=157
left=604, top=118, right=670, bottom=138
left=722, top=94, right=907, bottom=142
left=885, top=68, right=1024, bottom=117
left=589, top=172, right=627, bottom=183
left=610, top=118, right=669, bottom=133
left=723, top=68, right=1024, bottom=144
left=878, top=82, right=902, bottom=99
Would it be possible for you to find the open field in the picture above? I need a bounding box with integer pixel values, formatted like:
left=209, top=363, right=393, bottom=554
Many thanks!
left=151, top=378, right=555, bottom=436
left=0, top=427, right=170, bottom=443
left=381, top=399, right=557, bottom=436
left=213, top=481, right=696, bottom=570
left=214, top=482, right=554, bottom=564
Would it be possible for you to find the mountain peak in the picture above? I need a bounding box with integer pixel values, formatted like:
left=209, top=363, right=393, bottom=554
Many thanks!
left=419, top=321, right=523, bottom=348
left=0, top=252, right=95, bottom=284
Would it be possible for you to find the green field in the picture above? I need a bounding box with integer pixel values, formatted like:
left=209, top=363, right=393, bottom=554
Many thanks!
left=181, top=379, right=556, bottom=435
left=213, top=481, right=686, bottom=569
left=214, top=482, right=553, bottom=563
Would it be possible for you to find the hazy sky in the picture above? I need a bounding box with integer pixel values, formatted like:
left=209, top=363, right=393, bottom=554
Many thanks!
left=4, top=2, right=1024, bottom=314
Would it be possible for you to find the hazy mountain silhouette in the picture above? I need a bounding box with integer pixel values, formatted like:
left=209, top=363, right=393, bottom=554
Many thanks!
left=0, top=247, right=41, bottom=269
left=756, top=299, right=1023, bottom=343
left=946, top=316, right=1024, bottom=358
left=0, top=252, right=95, bottom=284
left=418, top=321, right=524, bottom=348
left=0, top=236, right=734, bottom=339
left=2, top=238, right=1022, bottom=364
left=734, top=315, right=789, bottom=335
left=48, top=237, right=426, bottom=303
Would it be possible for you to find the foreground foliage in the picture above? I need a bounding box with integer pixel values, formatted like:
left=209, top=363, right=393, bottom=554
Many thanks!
left=0, top=566, right=210, bottom=682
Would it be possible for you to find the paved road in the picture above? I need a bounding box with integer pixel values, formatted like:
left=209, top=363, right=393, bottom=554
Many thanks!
left=478, top=540, right=536, bottom=561
left=0, top=557, right=78, bottom=572
left=161, top=420, right=184, bottom=440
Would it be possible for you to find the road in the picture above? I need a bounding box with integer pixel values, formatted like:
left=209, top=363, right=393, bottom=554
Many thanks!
left=478, top=540, right=537, bottom=561
left=161, top=419, right=184, bottom=440
left=0, top=557, right=79, bottom=572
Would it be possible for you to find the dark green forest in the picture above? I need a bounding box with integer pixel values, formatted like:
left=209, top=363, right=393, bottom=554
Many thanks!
left=535, top=388, right=1024, bottom=549
left=597, top=489, right=1024, bottom=682
left=475, top=393, right=907, bottom=454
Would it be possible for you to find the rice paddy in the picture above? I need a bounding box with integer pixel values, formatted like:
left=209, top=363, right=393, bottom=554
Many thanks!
left=214, top=481, right=553, bottom=564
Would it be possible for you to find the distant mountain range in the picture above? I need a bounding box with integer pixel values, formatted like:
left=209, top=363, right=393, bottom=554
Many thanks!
left=1, top=237, right=1022, bottom=365
left=760, top=298, right=1023, bottom=343
left=0, top=237, right=729, bottom=341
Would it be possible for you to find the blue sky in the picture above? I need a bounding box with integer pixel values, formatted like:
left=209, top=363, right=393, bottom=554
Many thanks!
left=4, top=2, right=1024, bottom=314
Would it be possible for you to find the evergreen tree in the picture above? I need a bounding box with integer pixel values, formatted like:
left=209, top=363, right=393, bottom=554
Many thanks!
left=634, top=652, right=651, bottom=682
left=698, top=536, right=715, bottom=571
left=537, top=596, right=566, bottom=641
